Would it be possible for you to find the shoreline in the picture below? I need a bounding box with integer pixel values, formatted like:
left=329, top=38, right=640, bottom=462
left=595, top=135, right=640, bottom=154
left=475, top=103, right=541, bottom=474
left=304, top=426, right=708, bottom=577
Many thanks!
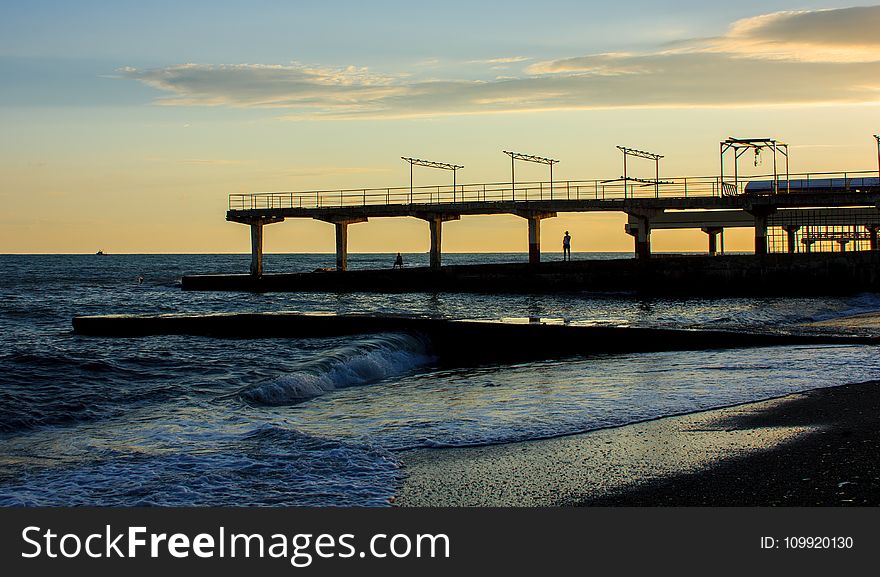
left=396, top=380, right=880, bottom=506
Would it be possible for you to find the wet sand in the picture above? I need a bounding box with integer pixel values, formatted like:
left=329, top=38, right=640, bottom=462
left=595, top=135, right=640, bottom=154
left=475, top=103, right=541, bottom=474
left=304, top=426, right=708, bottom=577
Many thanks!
left=806, top=311, right=880, bottom=331
left=396, top=381, right=880, bottom=507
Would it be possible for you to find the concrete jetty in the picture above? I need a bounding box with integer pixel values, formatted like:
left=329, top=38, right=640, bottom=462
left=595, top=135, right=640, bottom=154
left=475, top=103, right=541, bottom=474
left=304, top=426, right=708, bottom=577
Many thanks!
left=72, top=312, right=879, bottom=365
left=181, top=251, right=880, bottom=296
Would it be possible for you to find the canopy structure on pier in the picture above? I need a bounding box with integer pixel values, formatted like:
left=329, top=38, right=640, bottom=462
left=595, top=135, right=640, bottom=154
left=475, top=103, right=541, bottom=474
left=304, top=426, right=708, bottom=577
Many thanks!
left=503, top=150, right=558, bottom=201
left=402, top=157, right=464, bottom=203
left=614, top=145, right=671, bottom=198
left=720, top=137, right=789, bottom=196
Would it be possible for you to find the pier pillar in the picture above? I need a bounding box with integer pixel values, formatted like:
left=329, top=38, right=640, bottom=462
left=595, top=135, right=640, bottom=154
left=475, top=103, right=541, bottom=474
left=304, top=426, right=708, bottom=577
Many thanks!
left=635, top=217, right=651, bottom=259
left=527, top=217, right=541, bottom=264
left=233, top=215, right=284, bottom=277
left=250, top=222, right=264, bottom=277
left=783, top=225, right=800, bottom=254
left=429, top=218, right=442, bottom=269
left=867, top=225, right=879, bottom=250
left=515, top=211, right=556, bottom=265
left=754, top=216, right=767, bottom=255
left=747, top=207, right=774, bottom=256
left=335, top=222, right=349, bottom=271
left=702, top=227, right=722, bottom=256
left=316, top=216, right=368, bottom=272
left=803, top=239, right=814, bottom=253
left=415, top=213, right=460, bottom=269
left=625, top=210, right=660, bottom=260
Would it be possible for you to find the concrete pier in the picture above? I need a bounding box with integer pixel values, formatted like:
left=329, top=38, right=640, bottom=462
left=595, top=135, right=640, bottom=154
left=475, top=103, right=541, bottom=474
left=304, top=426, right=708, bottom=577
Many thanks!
left=625, top=210, right=660, bottom=259
left=243, top=216, right=284, bottom=276
left=316, top=216, right=367, bottom=272
left=224, top=174, right=880, bottom=273
left=250, top=222, right=263, bottom=277
left=416, top=213, right=459, bottom=269
left=517, top=211, right=556, bottom=265
left=702, top=227, right=722, bottom=256
left=749, top=209, right=772, bottom=256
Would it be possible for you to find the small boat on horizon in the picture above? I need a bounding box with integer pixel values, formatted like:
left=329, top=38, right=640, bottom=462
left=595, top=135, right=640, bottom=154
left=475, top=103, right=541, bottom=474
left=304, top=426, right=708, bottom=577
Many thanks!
left=96, top=250, right=106, bottom=255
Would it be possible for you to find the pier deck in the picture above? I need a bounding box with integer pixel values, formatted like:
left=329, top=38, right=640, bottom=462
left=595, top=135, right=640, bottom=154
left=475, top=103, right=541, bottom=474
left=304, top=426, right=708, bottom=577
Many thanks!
left=224, top=170, right=880, bottom=276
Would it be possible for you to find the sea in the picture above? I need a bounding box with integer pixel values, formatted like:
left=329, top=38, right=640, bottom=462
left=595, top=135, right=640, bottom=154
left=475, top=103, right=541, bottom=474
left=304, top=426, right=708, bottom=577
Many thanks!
left=2, top=252, right=880, bottom=506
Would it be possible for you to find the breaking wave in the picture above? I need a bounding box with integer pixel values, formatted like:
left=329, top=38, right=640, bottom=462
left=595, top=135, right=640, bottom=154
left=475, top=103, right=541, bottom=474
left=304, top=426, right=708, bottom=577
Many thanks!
left=238, top=333, right=434, bottom=405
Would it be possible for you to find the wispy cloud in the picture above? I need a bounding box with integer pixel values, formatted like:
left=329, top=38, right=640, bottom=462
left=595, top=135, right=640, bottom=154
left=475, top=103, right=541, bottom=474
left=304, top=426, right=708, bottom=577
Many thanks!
left=122, top=6, right=880, bottom=119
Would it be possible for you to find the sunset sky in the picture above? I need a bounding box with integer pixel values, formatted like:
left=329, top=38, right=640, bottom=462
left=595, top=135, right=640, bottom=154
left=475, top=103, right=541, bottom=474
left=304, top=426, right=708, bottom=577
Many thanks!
left=2, top=1, right=879, bottom=255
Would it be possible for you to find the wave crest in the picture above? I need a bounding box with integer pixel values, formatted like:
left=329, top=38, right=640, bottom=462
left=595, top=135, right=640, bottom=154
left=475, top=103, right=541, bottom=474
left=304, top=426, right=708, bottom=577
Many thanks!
left=239, top=333, right=433, bottom=405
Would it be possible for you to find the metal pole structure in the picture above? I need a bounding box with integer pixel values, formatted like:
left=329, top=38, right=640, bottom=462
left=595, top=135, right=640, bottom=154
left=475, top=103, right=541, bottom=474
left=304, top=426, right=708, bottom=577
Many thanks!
left=655, top=157, right=659, bottom=198
left=720, top=142, right=724, bottom=197
left=772, top=140, right=778, bottom=194
left=735, top=146, right=740, bottom=192
left=785, top=144, right=790, bottom=194
left=503, top=151, right=559, bottom=203
left=401, top=157, right=464, bottom=205
left=616, top=146, right=664, bottom=199
left=511, top=154, right=515, bottom=201
left=875, top=135, right=880, bottom=179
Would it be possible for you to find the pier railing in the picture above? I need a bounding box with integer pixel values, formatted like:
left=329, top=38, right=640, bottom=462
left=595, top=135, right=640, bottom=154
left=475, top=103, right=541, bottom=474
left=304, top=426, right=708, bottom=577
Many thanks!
left=228, top=170, right=877, bottom=211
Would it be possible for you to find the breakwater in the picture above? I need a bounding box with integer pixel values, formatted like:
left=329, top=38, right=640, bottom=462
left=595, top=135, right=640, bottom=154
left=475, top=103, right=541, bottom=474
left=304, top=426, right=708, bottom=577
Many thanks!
left=72, top=312, right=878, bottom=365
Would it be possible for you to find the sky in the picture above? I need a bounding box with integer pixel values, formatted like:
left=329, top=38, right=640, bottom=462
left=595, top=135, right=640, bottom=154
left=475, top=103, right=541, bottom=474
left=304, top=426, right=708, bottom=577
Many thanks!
left=2, top=0, right=879, bottom=255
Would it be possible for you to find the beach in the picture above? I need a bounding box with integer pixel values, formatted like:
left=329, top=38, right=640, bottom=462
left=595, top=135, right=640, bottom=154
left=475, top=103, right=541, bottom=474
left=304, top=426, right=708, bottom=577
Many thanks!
left=397, top=380, right=880, bottom=506
left=397, top=312, right=880, bottom=507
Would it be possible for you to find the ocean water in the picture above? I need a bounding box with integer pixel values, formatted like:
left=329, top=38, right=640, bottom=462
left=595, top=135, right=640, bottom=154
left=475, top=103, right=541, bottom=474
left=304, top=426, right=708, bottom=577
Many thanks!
left=2, top=253, right=880, bottom=506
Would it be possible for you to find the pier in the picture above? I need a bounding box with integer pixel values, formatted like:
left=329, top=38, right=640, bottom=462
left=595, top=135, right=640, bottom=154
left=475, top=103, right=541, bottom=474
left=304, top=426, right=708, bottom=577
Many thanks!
left=226, top=170, right=880, bottom=276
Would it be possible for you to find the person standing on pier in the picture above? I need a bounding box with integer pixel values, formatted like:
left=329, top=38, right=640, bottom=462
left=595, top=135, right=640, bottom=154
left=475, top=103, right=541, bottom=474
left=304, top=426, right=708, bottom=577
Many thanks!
left=563, top=231, right=572, bottom=261
left=394, top=252, right=404, bottom=269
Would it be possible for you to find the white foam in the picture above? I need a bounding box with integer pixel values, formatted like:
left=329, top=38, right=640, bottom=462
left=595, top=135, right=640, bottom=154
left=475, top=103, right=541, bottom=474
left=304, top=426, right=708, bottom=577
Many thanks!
left=240, top=333, right=433, bottom=405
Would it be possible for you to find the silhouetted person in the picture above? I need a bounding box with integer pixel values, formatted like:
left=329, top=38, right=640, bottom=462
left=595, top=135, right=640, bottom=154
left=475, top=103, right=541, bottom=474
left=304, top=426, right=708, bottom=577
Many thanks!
left=393, top=252, right=404, bottom=269
left=563, top=231, right=571, bottom=261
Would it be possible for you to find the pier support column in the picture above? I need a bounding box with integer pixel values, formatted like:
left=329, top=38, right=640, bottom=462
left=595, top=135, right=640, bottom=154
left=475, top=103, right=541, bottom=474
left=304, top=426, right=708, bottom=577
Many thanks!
left=335, top=222, right=349, bottom=271
left=783, top=225, right=800, bottom=254
left=747, top=207, right=774, bottom=256
left=515, top=211, right=556, bottom=265
left=415, top=213, right=460, bottom=270
left=429, top=219, right=442, bottom=269
left=250, top=223, right=264, bottom=277
left=754, top=216, right=768, bottom=255
left=316, top=216, right=368, bottom=272
left=625, top=210, right=660, bottom=260
left=867, top=225, right=879, bottom=250
left=803, top=240, right=814, bottom=253
left=702, top=227, right=722, bottom=256
left=229, top=215, right=284, bottom=277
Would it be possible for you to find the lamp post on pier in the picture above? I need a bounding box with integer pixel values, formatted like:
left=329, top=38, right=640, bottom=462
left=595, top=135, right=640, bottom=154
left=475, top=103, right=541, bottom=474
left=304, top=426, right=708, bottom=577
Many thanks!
left=401, top=157, right=464, bottom=204
left=502, top=150, right=559, bottom=201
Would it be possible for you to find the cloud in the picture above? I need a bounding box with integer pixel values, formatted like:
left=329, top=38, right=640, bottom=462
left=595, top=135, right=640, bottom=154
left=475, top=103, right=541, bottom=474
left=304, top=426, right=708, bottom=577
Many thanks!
left=123, top=63, right=406, bottom=108
left=696, top=6, right=880, bottom=62
left=122, top=7, right=880, bottom=119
